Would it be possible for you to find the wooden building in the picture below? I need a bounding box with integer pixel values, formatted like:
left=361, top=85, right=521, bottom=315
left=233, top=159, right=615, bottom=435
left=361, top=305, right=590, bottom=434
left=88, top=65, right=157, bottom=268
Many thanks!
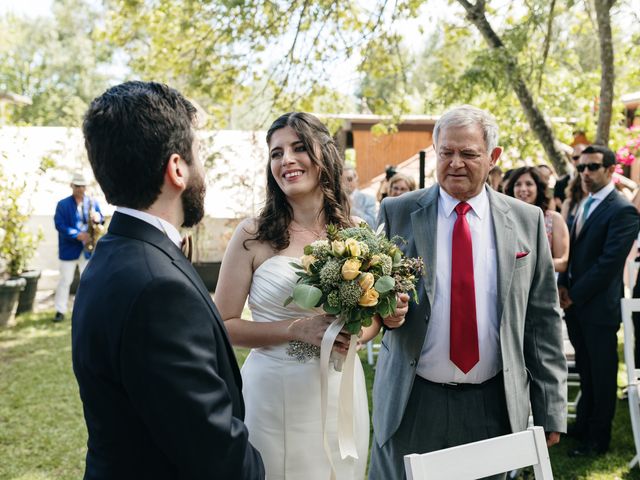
left=327, top=114, right=437, bottom=186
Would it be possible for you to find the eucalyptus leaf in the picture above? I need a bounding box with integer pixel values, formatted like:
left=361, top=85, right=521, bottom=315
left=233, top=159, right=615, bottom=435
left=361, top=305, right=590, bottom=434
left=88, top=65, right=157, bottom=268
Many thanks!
left=283, top=296, right=293, bottom=307
left=292, top=284, right=323, bottom=309
left=375, top=275, right=395, bottom=293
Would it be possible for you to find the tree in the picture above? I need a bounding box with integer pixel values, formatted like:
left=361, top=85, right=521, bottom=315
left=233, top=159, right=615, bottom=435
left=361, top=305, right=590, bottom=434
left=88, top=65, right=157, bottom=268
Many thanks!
left=0, top=0, right=114, bottom=126
left=593, top=0, right=616, bottom=146
left=456, top=0, right=566, bottom=171
left=102, top=0, right=395, bottom=129
left=356, top=0, right=638, bottom=168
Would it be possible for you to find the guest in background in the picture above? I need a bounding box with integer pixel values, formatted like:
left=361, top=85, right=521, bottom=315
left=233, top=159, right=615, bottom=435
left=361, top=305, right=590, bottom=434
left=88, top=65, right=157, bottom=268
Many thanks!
left=561, top=174, right=587, bottom=232
left=500, top=168, right=514, bottom=193
left=555, top=144, right=587, bottom=212
left=388, top=172, right=416, bottom=198
left=505, top=166, right=569, bottom=273
left=343, top=166, right=377, bottom=227
left=537, top=163, right=557, bottom=203
left=376, top=165, right=398, bottom=202
left=53, top=172, right=103, bottom=322
left=559, top=145, right=640, bottom=457
left=487, top=165, right=503, bottom=191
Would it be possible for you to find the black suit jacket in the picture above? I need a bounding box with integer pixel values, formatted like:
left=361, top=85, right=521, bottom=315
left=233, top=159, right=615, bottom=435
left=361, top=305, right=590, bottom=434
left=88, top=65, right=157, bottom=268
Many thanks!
left=72, top=212, right=264, bottom=479
left=558, top=189, right=639, bottom=326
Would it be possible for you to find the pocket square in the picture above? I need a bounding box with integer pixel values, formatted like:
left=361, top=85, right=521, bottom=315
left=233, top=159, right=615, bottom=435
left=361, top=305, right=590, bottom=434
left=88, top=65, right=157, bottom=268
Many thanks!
left=516, top=251, right=529, bottom=259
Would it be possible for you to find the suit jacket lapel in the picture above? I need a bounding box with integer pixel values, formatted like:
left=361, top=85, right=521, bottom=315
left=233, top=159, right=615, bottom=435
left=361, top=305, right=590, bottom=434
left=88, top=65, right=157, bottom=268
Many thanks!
left=411, top=186, right=438, bottom=308
left=487, top=188, right=515, bottom=325
left=575, top=190, right=614, bottom=241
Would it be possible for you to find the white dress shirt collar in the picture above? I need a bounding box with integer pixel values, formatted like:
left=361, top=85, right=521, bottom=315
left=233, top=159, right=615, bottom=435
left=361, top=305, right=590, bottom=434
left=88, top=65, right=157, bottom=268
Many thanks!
left=116, top=206, right=183, bottom=248
left=590, top=181, right=615, bottom=201
left=439, top=186, right=489, bottom=220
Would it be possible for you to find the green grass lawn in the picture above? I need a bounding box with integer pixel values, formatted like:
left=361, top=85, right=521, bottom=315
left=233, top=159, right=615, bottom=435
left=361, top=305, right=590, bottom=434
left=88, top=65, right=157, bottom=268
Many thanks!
left=1, top=310, right=640, bottom=479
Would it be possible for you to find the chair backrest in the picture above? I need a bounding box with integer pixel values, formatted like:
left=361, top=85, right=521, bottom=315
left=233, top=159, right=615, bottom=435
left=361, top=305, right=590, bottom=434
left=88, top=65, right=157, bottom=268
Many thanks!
left=404, top=426, right=553, bottom=480
left=628, top=260, right=640, bottom=298
left=621, top=298, right=640, bottom=386
left=620, top=298, right=640, bottom=468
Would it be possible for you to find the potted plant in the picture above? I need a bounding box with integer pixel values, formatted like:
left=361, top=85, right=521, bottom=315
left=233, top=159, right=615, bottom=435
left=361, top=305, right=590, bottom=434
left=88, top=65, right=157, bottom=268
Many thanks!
left=0, top=177, right=44, bottom=323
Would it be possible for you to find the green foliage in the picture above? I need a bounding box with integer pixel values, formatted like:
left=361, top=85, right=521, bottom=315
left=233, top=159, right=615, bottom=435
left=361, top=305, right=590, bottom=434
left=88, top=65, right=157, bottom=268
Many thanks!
left=101, top=0, right=391, bottom=128
left=0, top=0, right=115, bottom=126
left=0, top=168, right=43, bottom=277
left=357, top=0, right=640, bottom=165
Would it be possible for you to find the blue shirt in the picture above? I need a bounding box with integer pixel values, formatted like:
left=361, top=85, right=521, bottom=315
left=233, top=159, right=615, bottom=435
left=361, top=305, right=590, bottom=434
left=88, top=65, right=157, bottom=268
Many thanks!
left=54, top=195, right=103, bottom=260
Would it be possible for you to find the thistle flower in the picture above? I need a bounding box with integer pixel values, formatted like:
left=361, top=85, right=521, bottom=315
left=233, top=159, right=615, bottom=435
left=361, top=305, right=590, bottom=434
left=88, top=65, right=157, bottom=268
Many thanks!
left=320, top=259, right=343, bottom=289
left=327, top=290, right=340, bottom=309
left=379, top=254, right=393, bottom=276
left=339, top=281, right=363, bottom=308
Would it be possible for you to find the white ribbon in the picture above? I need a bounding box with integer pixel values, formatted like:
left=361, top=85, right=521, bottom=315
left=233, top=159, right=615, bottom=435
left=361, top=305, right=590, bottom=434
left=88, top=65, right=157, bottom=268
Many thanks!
left=320, top=316, right=366, bottom=479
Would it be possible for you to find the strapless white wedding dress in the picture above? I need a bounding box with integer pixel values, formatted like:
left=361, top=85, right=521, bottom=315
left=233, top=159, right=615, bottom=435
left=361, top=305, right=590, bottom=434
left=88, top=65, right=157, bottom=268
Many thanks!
left=242, top=255, right=369, bottom=480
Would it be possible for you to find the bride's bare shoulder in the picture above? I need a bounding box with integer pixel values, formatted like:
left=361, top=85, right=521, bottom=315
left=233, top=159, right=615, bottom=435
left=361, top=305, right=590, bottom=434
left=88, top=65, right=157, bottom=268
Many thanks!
left=231, top=218, right=276, bottom=269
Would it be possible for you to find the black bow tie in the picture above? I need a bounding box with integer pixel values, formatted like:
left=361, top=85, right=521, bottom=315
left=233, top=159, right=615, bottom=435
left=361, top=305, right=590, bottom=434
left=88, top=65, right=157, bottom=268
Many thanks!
left=181, top=235, right=193, bottom=262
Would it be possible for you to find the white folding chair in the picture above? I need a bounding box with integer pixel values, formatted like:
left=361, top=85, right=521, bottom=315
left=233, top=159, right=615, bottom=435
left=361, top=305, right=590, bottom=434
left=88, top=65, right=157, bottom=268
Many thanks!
left=621, top=298, right=640, bottom=468
left=627, top=259, right=640, bottom=298
left=404, top=426, right=553, bottom=480
left=366, top=339, right=381, bottom=366
left=562, top=322, right=581, bottom=420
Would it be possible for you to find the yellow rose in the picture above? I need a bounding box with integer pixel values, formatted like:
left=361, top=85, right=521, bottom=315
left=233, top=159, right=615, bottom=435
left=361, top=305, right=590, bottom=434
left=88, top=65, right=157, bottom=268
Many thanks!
left=369, top=254, right=381, bottom=266
left=358, top=288, right=379, bottom=307
left=331, top=240, right=346, bottom=256
left=300, top=254, right=317, bottom=272
left=341, top=258, right=362, bottom=280
left=358, top=272, right=375, bottom=291
left=345, top=238, right=361, bottom=257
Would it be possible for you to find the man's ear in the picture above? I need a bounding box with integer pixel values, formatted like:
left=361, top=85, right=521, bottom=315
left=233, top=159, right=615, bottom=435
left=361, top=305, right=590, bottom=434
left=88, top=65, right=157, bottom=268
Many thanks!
left=490, top=147, right=503, bottom=166
left=165, top=153, right=187, bottom=191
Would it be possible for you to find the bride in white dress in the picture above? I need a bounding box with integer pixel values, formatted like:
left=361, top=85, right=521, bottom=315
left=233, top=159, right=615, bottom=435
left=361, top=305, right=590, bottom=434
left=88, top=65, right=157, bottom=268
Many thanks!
left=215, top=112, right=385, bottom=479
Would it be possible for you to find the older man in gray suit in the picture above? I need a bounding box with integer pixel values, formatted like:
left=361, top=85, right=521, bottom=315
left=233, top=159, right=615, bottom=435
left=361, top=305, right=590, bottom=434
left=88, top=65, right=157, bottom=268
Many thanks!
left=369, top=106, right=567, bottom=479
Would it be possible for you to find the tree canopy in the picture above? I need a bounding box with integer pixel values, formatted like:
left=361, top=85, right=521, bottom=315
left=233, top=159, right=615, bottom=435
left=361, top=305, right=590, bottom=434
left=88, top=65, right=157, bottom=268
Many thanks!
left=1, top=0, right=639, bottom=167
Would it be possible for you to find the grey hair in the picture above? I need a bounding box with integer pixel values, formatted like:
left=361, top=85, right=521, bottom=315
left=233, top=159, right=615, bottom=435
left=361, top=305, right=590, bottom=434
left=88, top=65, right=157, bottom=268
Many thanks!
left=433, top=105, right=499, bottom=154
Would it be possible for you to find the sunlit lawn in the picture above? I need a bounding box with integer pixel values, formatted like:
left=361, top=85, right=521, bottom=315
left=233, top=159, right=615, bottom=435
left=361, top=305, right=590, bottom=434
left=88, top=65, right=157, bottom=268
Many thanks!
left=1, top=310, right=640, bottom=479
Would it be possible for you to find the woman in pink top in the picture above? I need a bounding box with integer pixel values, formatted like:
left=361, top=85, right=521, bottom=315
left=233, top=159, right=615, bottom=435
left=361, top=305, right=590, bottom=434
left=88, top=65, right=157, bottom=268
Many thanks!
left=505, top=166, right=570, bottom=273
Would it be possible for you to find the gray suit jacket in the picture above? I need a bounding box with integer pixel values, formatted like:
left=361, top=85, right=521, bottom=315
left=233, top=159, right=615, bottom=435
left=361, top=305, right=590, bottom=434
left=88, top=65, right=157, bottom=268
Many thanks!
left=351, top=189, right=377, bottom=227
left=372, top=185, right=567, bottom=447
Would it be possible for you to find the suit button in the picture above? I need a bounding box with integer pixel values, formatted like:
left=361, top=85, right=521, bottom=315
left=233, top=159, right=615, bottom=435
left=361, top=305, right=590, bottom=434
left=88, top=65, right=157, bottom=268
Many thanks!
left=410, top=359, right=416, bottom=367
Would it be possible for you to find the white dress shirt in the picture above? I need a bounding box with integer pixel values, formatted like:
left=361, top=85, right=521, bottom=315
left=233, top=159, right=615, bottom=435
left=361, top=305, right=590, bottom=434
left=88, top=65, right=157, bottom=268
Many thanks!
left=116, top=207, right=183, bottom=248
left=576, top=181, right=615, bottom=226
left=416, top=187, right=501, bottom=383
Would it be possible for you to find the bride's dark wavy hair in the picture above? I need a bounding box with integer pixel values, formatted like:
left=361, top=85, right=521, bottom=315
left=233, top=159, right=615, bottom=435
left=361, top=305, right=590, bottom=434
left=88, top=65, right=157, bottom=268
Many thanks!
left=248, top=112, right=352, bottom=251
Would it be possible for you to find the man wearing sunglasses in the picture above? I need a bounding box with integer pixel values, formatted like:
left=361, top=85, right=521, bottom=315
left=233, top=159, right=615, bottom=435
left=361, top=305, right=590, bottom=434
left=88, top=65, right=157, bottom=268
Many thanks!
left=553, top=144, right=587, bottom=212
left=558, top=144, right=640, bottom=457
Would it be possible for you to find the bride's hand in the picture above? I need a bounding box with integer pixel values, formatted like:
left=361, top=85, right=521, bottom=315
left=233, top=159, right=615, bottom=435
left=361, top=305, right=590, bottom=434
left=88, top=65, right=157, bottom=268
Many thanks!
left=288, top=314, right=351, bottom=353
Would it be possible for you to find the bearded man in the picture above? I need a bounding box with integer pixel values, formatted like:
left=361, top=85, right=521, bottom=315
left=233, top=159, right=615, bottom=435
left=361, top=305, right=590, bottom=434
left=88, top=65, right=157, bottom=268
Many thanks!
left=72, top=81, right=264, bottom=479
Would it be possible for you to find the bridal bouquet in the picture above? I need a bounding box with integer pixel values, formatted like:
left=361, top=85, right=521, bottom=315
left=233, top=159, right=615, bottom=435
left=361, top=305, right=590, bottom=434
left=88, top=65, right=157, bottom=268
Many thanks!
left=285, top=223, right=424, bottom=335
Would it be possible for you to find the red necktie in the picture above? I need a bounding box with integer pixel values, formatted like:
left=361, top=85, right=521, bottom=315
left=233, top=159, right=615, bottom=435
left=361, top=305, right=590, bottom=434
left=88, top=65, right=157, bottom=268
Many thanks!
left=450, top=202, right=479, bottom=373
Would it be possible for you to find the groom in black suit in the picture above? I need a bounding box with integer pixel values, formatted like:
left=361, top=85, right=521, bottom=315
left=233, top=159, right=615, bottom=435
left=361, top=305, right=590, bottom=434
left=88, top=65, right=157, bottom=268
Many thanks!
left=72, top=81, right=264, bottom=479
left=559, top=145, right=639, bottom=456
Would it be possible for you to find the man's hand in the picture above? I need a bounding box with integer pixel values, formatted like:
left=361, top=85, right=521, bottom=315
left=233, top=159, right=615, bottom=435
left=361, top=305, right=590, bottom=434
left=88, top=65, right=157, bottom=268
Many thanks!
left=382, top=293, right=409, bottom=329
left=547, top=431, right=560, bottom=447
left=558, top=286, right=573, bottom=309
left=77, top=231, right=89, bottom=243
left=91, top=211, right=102, bottom=223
